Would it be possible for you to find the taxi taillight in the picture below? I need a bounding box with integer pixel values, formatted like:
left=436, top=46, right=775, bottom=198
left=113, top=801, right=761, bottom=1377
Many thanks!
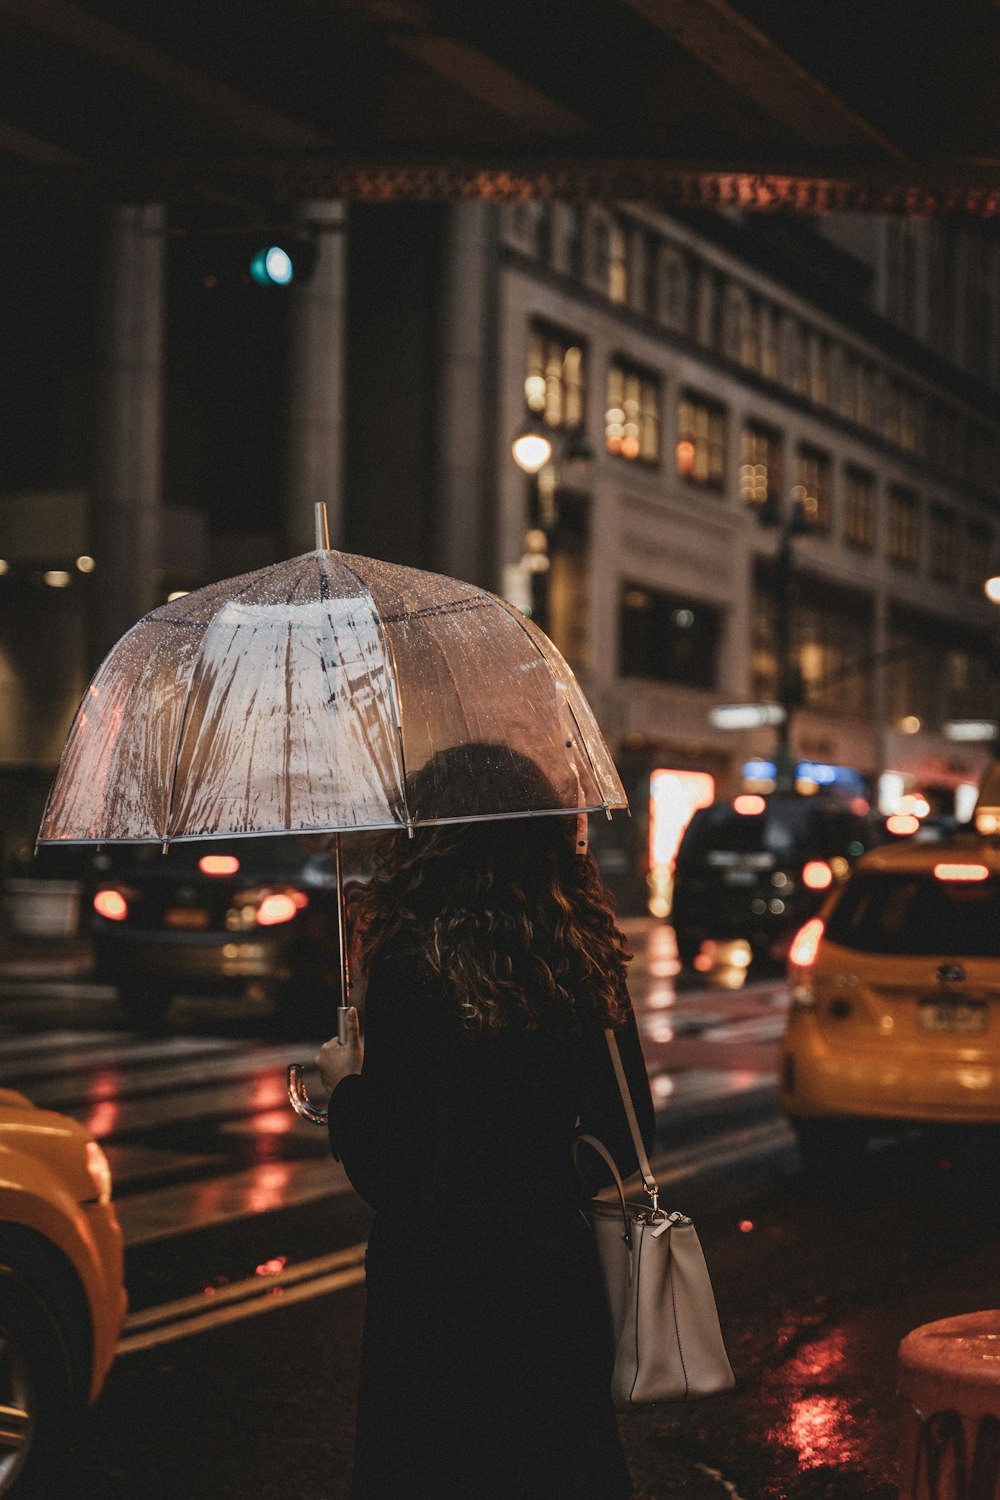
left=933, top=863, right=990, bottom=882
left=255, top=891, right=308, bottom=926
left=93, top=889, right=128, bottom=922
left=802, top=860, right=834, bottom=891
left=788, top=917, right=825, bottom=969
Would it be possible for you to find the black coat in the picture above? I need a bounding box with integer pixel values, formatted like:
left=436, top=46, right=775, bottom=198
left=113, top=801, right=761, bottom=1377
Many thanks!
left=327, top=949, right=656, bottom=1500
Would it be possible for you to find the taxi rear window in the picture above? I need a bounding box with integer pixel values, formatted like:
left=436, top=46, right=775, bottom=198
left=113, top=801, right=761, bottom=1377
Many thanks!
left=826, top=872, right=1000, bottom=956
left=677, top=802, right=869, bottom=864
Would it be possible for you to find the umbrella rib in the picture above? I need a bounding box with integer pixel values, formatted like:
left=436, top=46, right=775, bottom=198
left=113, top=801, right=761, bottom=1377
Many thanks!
left=333, top=554, right=413, bottom=831
left=161, top=571, right=270, bottom=843
left=465, top=585, right=614, bottom=815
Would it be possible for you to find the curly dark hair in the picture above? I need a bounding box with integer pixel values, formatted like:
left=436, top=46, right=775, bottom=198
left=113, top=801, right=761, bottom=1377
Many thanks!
left=354, top=746, right=631, bottom=1036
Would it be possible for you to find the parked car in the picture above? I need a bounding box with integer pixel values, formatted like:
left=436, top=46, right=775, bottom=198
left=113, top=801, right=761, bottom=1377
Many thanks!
left=0, top=1090, right=125, bottom=1496
left=88, top=835, right=367, bottom=1030
left=671, top=793, right=885, bottom=971
left=780, top=835, right=1000, bottom=1171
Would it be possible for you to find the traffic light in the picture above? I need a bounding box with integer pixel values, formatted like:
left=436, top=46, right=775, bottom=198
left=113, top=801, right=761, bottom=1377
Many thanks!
left=179, top=230, right=319, bottom=292
left=248, top=237, right=318, bottom=287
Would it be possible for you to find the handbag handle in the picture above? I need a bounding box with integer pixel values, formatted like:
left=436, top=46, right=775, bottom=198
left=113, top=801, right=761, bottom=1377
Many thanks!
left=574, top=1133, right=632, bottom=1257
left=603, top=1028, right=660, bottom=1212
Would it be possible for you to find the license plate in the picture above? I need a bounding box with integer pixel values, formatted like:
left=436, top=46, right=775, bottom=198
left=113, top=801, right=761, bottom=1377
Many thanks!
left=722, top=869, right=757, bottom=887
left=165, top=907, right=210, bottom=930
left=918, top=999, right=987, bottom=1033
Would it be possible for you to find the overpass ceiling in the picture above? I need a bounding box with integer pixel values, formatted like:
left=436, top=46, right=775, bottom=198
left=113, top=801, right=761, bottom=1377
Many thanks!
left=1, top=0, right=998, bottom=213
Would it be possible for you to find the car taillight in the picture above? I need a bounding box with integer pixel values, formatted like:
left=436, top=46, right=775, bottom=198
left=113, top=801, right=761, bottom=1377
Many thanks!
left=887, top=813, right=920, bottom=836
left=802, top=860, right=833, bottom=891
left=199, top=854, right=240, bottom=876
left=255, top=891, right=308, bottom=926
left=733, top=794, right=765, bottom=815
left=788, top=917, right=824, bottom=969
left=94, top=889, right=128, bottom=921
left=933, top=862, right=990, bottom=882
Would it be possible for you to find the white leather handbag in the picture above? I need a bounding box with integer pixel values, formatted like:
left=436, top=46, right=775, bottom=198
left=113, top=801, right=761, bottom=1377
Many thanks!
left=579, top=1031, right=736, bottom=1411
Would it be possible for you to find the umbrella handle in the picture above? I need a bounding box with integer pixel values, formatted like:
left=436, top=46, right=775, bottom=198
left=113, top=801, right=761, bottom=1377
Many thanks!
left=286, top=1064, right=329, bottom=1126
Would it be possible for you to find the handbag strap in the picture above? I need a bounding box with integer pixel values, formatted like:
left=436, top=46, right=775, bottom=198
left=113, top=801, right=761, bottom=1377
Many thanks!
left=604, top=1028, right=660, bottom=1211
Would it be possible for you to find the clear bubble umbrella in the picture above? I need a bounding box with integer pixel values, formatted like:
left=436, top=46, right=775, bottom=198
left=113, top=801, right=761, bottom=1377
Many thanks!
left=38, top=506, right=627, bottom=1122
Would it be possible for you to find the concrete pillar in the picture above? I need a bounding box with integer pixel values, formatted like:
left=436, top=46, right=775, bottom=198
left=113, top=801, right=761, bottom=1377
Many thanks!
left=92, top=203, right=165, bottom=664
left=433, top=202, right=499, bottom=586
left=283, top=201, right=347, bottom=556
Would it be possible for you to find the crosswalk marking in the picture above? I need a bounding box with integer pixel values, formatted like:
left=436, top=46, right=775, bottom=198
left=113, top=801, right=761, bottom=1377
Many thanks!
left=0, top=994, right=783, bottom=1251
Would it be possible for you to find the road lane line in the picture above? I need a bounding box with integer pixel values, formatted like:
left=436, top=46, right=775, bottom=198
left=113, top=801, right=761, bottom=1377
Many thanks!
left=117, top=1236, right=367, bottom=1356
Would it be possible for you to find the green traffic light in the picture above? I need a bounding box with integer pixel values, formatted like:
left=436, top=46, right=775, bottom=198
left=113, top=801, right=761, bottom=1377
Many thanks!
left=249, top=245, right=295, bottom=286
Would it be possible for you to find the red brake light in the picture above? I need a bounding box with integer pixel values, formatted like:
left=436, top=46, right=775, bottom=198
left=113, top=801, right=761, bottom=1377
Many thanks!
left=255, top=891, right=307, bottom=926
left=733, top=795, right=766, bottom=816
left=94, top=889, right=128, bottom=921
left=199, top=854, right=240, bottom=876
left=788, top=917, right=824, bottom=968
left=802, top=860, right=834, bottom=891
left=887, top=814, right=920, bottom=836
left=933, top=863, right=990, bottom=882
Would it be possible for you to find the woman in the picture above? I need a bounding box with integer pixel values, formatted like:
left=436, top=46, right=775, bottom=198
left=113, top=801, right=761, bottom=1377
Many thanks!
left=316, top=749, right=655, bottom=1500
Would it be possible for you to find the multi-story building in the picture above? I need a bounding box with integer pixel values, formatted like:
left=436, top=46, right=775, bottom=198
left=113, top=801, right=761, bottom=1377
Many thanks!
left=2, top=199, right=999, bottom=914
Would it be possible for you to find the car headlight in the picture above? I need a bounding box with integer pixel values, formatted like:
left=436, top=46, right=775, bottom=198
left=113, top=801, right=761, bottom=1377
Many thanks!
left=85, top=1139, right=113, bottom=1205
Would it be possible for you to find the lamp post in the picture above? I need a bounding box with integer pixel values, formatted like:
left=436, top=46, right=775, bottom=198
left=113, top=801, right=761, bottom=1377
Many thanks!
left=510, top=417, right=593, bottom=632
left=757, top=494, right=814, bottom=792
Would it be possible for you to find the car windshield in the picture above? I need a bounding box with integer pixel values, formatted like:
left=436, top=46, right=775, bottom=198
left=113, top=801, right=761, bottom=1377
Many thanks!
left=677, top=801, right=871, bottom=865
left=826, top=871, right=1000, bottom=957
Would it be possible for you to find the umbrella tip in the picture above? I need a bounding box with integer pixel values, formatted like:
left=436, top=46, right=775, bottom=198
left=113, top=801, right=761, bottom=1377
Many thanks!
left=314, top=502, right=331, bottom=551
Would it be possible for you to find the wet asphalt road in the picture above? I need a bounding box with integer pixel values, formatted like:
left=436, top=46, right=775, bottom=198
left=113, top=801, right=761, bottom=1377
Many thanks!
left=57, top=1118, right=1000, bottom=1500
left=3, top=925, right=1000, bottom=1498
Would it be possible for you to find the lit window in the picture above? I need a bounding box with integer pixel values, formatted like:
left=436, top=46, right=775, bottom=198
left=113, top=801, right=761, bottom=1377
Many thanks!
left=740, top=424, right=782, bottom=509
left=591, top=212, right=629, bottom=304
left=844, top=468, right=876, bottom=550
left=810, top=336, right=830, bottom=407
left=606, top=361, right=660, bottom=463
left=677, top=392, right=726, bottom=488
left=840, top=354, right=859, bottom=421
left=794, top=448, right=831, bottom=533
left=524, top=323, right=586, bottom=432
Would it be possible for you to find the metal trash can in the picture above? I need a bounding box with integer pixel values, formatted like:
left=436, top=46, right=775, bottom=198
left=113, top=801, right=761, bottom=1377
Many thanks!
left=897, top=1310, right=1000, bottom=1499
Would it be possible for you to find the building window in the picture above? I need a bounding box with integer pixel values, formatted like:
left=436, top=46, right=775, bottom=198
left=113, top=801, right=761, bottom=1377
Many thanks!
left=965, top=521, right=992, bottom=595
left=929, top=505, right=958, bottom=583
left=794, top=447, right=832, bottom=533
left=592, top=212, right=629, bottom=304
left=753, top=577, right=874, bottom=718
left=739, top=423, right=782, bottom=509
left=887, top=486, right=920, bottom=569
left=844, top=467, right=876, bottom=550
left=677, top=392, right=726, bottom=488
left=509, top=203, right=552, bottom=260
left=620, top=583, right=721, bottom=689
left=784, top=320, right=809, bottom=395
left=858, top=365, right=875, bottom=427
left=840, top=353, right=859, bottom=422
left=810, top=337, right=830, bottom=407
left=656, top=245, right=689, bottom=331
left=760, top=305, right=779, bottom=380
left=882, top=378, right=901, bottom=447
left=606, top=360, right=660, bottom=463
left=524, top=323, right=585, bottom=431
left=899, top=390, right=920, bottom=454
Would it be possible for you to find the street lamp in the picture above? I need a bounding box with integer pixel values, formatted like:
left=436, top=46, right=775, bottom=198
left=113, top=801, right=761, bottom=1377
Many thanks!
left=757, top=494, right=814, bottom=792
left=510, top=417, right=593, bottom=630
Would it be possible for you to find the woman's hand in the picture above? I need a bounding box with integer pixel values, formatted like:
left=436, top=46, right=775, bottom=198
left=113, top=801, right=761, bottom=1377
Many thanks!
left=316, top=1006, right=363, bottom=1093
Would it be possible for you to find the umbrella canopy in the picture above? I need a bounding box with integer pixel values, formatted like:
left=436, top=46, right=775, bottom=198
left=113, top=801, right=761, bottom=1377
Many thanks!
left=39, top=546, right=626, bottom=846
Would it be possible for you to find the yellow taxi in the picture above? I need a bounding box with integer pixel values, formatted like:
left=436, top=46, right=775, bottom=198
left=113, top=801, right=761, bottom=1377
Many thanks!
left=780, top=836, right=1000, bottom=1170
left=0, top=1089, right=126, bottom=1496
